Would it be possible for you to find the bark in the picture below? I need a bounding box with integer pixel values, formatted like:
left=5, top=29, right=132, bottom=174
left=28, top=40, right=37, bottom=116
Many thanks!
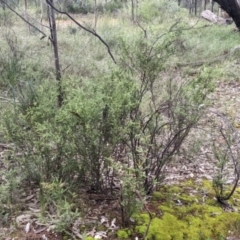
left=0, top=0, right=5, bottom=10
left=194, top=0, right=197, bottom=15
left=94, top=0, right=97, bottom=31
left=204, top=0, right=207, bottom=10
left=40, top=0, right=44, bottom=31
left=189, top=0, right=194, bottom=14
left=24, top=0, right=30, bottom=33
left=47, top=0, right=63, bottom=107
left=131, top=0, right=134, bottom=21
left=213, top=0, right=240, bottom=30
left=211, top=0, right=214, bottom=12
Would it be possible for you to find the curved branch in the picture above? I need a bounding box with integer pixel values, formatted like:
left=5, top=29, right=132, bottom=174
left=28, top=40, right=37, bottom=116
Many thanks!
left=46, top=0, right=117, bottom=64
left=1, top=0, right=47, bottom=38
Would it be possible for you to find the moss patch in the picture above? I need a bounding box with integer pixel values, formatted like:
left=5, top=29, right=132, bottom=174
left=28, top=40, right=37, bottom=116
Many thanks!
left=117, top=229, right=132, bottom=239
left=134, top=180, right=240, bottom=240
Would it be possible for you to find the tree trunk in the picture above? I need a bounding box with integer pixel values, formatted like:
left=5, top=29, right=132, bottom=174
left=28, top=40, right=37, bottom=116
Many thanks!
left=1, top=0, right=5, bottom=10
left=194, top=0, right=197, bottom=15
left=94, top=0, right=98, bottom=31
left=131, top=0, right=134, bottom=21
left=211, top=0, right=214, bottom=12
left=40, top=0, right=44, bottom=31
left=204, top=0, right=207, bottom=10
left=47, top=0, right=63, bottom=107
left=189, top=0, right=194, bottom=14
left=24, top=0, right=30, bottom=33
left=213, top=0, right=240, bottom=30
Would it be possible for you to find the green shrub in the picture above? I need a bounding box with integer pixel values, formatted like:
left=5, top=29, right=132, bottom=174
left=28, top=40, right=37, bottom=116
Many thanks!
left=104, top=1, right=124, bottom=13
left=4, top=79, right=64, bottom=183
left=137, top=0, right=179, bottom=22
left=40, top=179, right=80, bottom=233
left=117, top=24, right=215, bottom=194
left=63, top=71, right=136, bottom=190
left=66, top=0, right=93, bottom=14
left=3, top=69, right=136, bottom=189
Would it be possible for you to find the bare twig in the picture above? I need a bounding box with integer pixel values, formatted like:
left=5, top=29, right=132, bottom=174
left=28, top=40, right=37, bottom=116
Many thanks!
left=135, top=190, right=152, bottom=239
left=1, top=0, right=47, bottom=38
left=45, top=0, right=116, bottom=64
left=8, top=0, right=50, bottom=30
left=177, top=52, right=230, bottom=67
left=218, top=127, right=240, bottom=201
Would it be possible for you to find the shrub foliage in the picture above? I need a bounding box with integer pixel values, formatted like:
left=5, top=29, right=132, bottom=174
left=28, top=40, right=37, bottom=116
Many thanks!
left=0, top=0, right=217, bottom=230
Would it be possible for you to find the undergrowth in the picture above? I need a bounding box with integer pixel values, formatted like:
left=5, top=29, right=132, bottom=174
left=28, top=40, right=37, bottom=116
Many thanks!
left=121, top=180, right=240, bottom=240
left=0, top=0, right=240, bottom=238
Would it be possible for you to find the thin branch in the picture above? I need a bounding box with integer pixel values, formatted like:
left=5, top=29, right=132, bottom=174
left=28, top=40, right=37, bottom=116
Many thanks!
left=219, top=127, right=240, bottom=201
left=135, top=190, right=152, bottom=239
left=177, top=52, right=230, bottom=67
left=9, top=0, right=50, bottom=30
left=45, top=0, right=117, bottom=64
left=2, top=0, right=47, bottom=38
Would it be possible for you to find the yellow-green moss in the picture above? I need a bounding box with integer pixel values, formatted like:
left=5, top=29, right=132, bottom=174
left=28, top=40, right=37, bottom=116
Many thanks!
left=133, top=180, right=240, bottom=240
left=158, top=205, right=175, bottom=215
left=148, top=214, right=186, bottom=240
left=85, top=237, right=94, bottom=240
left=117, top=229, right=132, bottom=239
left=134, top=213, right=150, bottom=225
left=152, top=191, right=165, bottom=201
left=179, top=194, right=197, bottom=202
left=135, top=210, right=240, bottom=240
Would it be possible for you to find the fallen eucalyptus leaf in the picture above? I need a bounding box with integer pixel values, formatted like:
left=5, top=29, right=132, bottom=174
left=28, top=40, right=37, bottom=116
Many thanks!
left=25, top=222, right=31, bottom=233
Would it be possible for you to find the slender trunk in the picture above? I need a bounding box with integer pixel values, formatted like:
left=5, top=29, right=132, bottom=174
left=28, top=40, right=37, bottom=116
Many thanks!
left=47, top=0, right=63, bottom=107
left=24, top=0, right=30, bottom=33
left=1, top=0, right=5, bottom=10
left=204, top=0, right=207, bottom=10
left=195, top=0, right=197, bottom=15
left=24, top=0, right=27, bottom=15
left=189, top=0, right=193, bottom=14
left=40, top=0, right=44, bottom=31
left=211, top=0, right=214, bottom=12
left=131, top=0, right=134, bottom=21
left=94, top=0, right=97, bottom=31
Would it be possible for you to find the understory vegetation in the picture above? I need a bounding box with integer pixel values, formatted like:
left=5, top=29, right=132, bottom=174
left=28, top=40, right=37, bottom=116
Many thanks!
left=0, top=0, right=240, bottom=239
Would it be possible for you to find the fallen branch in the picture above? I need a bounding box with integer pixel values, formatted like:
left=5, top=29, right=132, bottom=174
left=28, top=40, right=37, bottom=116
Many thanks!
left=178, top=45, right=240, bottom=67
left=177, top=52, right=230, bottom=67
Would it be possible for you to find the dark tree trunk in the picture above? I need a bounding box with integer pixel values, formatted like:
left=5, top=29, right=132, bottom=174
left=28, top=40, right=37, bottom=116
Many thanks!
left=131, top=0, right=134, bottom=21
left=0, top=0, right=5, bottom=10
left=213, top=0, right=240, bottom=30
left=47, top=0, right=63, bottom=107
left=204, top=0, right=207, bottom=10
left=195, top=0, right=197, bottom=15
left=189, top=0, right=193, bottom=14
left=211, top=0, right=214, bottom=12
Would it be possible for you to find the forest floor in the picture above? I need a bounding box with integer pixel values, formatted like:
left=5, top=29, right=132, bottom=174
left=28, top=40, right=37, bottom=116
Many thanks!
left=0, top=77, right=240, bottom=240
left=1, top=8, right=240, bottom=240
